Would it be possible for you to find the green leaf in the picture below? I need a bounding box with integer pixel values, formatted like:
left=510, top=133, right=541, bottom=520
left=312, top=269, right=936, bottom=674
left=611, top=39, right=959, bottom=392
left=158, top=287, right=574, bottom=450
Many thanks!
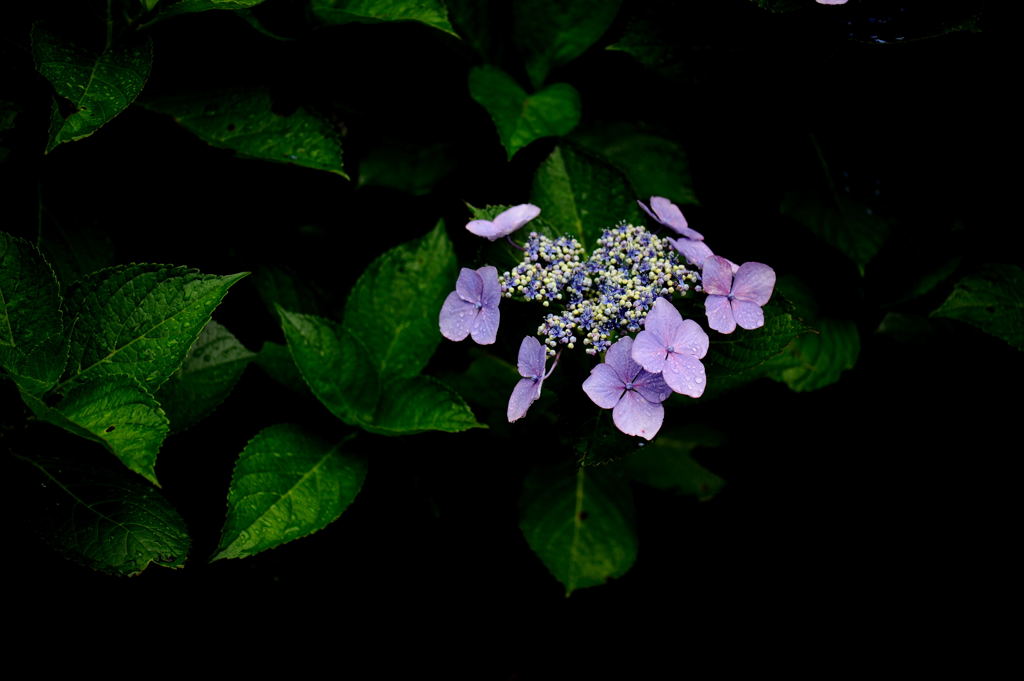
left=781, top=191, right=892, bottom=274
left=37, top=219, right=115, bottom=291
left=278, top=308, right=379, bottom=426
left=252, top=265, right=328, bottom=318
left=18, top=454, right=189, bottom=576
left=255, top=341, right=310, bottom=396
left=520, top=465, right=637, bottom=596
left=26, top=376, right=169, bottom=485
left=530, top=144, right=640, bottom=251
left=702, top=301, right=810, bottom=397
left=62, top=265, right=247, bottom=390
left=141, top=0, right=162, bottom=10
left=369, top=375, right=483, bottom=435
left=469, top=66, right=581, bottom=160
left=343, top=220, right=455, bottom=380
left=0, top=232, right=67, bottom=394
left=312, top=0, right=456, bottom=36
left=157, top=0, right=267, bottom=19
left=571, top=122, right=699, bottom=206
left=932, top=264, right=1024, bottom=351
left=766, top=318, right=860, bottom=392
left=32, top=26, right=153, bottom=153
left=512, top=0, right=623, bottom=88
left=142, top=90, right=347, bottom=177
left=623, top=425, right=725, bottom=501
left=214, top=424, right=367, bottom=561
left=156, top=320, right=255, bottom=432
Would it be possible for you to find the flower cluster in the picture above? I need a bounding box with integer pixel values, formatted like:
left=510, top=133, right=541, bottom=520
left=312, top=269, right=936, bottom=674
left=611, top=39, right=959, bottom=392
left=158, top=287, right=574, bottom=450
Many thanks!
left=439, top=199, right=776, bottom=440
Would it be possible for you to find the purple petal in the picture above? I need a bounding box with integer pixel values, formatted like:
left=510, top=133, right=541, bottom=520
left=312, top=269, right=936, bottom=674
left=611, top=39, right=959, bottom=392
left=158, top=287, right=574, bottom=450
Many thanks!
left=465, top=219, right=502, bottom=240
left=603, top=336, right=641, bottom=384
left=491, top=204, right=540, bottom=238
left=517, top=336, right=547, bottom=379
left=671, top=237, right=714, bottom=267
left=650, top=196, right=703, bottom=240
left=704, top=295, right=736, bottom=334
left=632, top=369, right=672, bottom=404
left=731, top=262, right=775, bottom=306
left=477, top=265, right=501, bottom=307
left=667, top=318, right=709, bottom=360
left=643, top=297, right=683, bottom=339
left=663, top=353, right=707, bottom=398
left=632, top=328, right=668, bottom=374
left=455, top=267, right=483, bottom=302
left=612, top=390, right=665, bottom=440
left=470, top=304, right=500, bottom=344
left=582, top=363, right=624, bottom=409
left=439, top=291, right=477, bottom=341
left=701, top=256, right=734, bottom=297
left=507, top=377, right=542, bottom=422
left=731, top=299, right=765, bottom=330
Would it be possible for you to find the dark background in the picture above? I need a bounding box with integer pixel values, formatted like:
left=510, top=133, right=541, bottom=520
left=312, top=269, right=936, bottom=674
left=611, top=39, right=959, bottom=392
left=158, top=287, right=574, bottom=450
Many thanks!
left=1, top=0, right=1010, bottom=646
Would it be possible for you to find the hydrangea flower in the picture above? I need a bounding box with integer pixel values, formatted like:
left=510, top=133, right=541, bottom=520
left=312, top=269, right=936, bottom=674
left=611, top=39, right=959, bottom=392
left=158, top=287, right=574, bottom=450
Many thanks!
left=582, top=336, right=672, bottom=440
left=508, top=336, right=547, bottom=422
left=466, top=204, right=541, bottom=241
left=638, top=196, right=703, bottom=241
left=816, top=0, right=848, bottom=5
left=439, top=266, right=501, bottom=344
left=701, top=256, right=776, bottom=335
left=631, top=297, right=709, bottom=398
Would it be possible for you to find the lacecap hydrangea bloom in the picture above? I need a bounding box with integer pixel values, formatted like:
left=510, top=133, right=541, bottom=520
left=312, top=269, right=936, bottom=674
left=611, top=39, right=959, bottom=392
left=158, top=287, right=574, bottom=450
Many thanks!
left=440, top=197, right=775, bottom=440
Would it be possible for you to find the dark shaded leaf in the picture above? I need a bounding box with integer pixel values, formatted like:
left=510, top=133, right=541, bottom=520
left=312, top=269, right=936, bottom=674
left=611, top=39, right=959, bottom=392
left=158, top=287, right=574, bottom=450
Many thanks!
left=369, top=375, right=483, bottom=435
left=765, top=317, right=860, bottom=392
left=781, top=191, right=892, bottom=274
left=312, top=0, right=456, bottom=35
left=932, top=264, right=1024, bottom=351
left=624, top=425, right=725, bottom=501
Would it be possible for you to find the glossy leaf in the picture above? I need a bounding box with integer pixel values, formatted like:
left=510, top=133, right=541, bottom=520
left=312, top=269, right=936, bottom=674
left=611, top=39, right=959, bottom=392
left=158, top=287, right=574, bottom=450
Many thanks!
left=27, top=376, right=169, bottom=485
left=766, top=318, right=860, bottom=392
left=624, top=425, right=725, bottom=501
left=63, top=265, right=246, bottom=390
left=32, top=26, right=152, bottom=152
left=932, top=264, right=1024, bottom=351
left=513, top=0, right=622, bottom=88
left=19, top=454, right=189, bottom=576
left=157, top=0, right=268, bottom=19
left=156, top=320, right=255, bottom=432
left=0, top=232, right=67, bottom=394
left=369, top=375, right=483, bottom=435
left=781, top=191, right=892, bottom=274
left=531, top=144, right=640, bottom=250
left=142, top=90, right=347, bottom=177
left=521, top=465, right=637, bottom=596
left=343, top=220, right=455, bottom=380
left=572, top=122, right=699, bottom=206
left=214, top=424, right=367, bottom=561
left=312, top=0, right=456, bottom=35
left=469, top=66, right=581, bottom=160
left=278, top=308, right=379, bottom=426
left=703, top=302, right=810, bottom=397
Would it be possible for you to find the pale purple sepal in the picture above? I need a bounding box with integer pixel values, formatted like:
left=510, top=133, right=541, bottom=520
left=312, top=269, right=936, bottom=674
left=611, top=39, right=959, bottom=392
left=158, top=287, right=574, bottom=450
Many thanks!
left=583, top=336, right=672, bottom=440
left=466, top=204, right=541, bottom=241
left=508, top=336, right=546, bottom=422
left=439, top=266, right=502, bottom=344
left=632, top=297, right=709, bottom=398
left=638, top=196, right=703, bottom=241
left=700, top=257, right=775, bottom=335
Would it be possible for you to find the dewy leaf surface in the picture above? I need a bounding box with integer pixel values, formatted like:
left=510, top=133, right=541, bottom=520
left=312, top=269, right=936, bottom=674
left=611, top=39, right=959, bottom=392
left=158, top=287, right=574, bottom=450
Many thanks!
left=469, top=66, right=581, bottom=160
left=19, top=454, right=189, bottom=576
left=278, top=308, right=379, bottom=426
left=370, top=375, right=483, bottom=435
left=312, top=0, right=456, bottom=35
left=32, top=26, right=153, bottom=152
left=512, top=0, right=623, bottom=88
left=766, top=317, right=860, bottom=392
left=531, top=144, right=639, bottom=251
left=156, top=320, right=255, bottom=432
left=214, top=424, right=367, bottom=561
left=142, top=90, right=347, bottom=177
left=27, top=375, right=170, bottom=485
left=343, top=220, right=455, bottom=380
left=63, top=265, right=246, bottom=390
left=0, top=232, right=67, bottom=394
left=520, top=465, right=637, bottom=596
left=932, top=264, right=1024, bottom=351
